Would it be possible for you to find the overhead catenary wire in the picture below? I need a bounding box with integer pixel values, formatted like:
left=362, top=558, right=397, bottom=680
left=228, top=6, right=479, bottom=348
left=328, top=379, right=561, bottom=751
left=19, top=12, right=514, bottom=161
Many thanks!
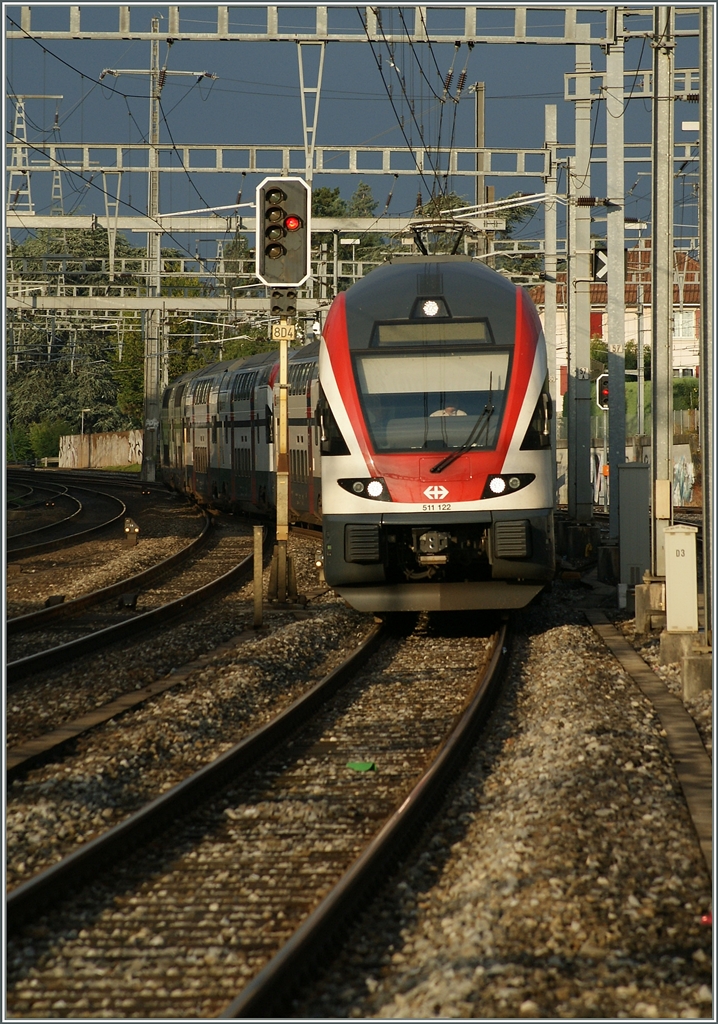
left=358, top=10, right=442, bottom=206
left=6, top=130, right=215, bottom=266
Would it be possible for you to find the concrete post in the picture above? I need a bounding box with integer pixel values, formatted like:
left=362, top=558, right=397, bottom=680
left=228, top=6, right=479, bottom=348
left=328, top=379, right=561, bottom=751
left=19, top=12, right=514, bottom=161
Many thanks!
left=543, top=104, right=558, bottom=494
left=142, top=18, right=161, bottom=482
left=650, top=6, right=675, bottom=576
left=568, top=26, right=594, bottom=523
left=253, top=525, right=263, bottom=628
left=605, top=11, right=626, bottom=539
left=698, top=6, right=713, bottom=644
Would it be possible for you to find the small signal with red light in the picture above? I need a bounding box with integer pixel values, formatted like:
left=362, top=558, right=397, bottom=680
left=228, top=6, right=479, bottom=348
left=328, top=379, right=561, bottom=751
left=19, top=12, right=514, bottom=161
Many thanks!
left=596, top=373, right=609, bottom=410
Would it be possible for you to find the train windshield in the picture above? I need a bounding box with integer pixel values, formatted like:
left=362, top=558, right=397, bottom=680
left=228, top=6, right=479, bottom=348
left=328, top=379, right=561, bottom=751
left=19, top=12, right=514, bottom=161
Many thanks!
left=353, top=349, right=511, bottom=452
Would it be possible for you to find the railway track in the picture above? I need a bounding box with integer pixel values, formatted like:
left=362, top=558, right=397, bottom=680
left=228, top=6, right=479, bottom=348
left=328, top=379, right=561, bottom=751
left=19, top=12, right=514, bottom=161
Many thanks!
left=6, top=509, right=212, bottom=637
left=6, top=521, right=263, bottom=685
left=6, top=523, right=271, bottom=776
left=6, top=476, right=127, bottom=560
left=6, top=613, right=509, bottom=1018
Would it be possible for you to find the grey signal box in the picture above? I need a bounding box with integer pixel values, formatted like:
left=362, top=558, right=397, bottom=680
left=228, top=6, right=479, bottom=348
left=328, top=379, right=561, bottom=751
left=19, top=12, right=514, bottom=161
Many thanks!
left=618, top=462, right=650, bottom=586
left=256, top=176, right=311, bottom=287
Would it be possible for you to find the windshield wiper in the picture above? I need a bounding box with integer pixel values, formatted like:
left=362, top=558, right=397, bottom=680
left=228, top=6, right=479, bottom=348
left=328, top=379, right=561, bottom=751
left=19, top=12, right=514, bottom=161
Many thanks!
left=430, top=401, right=494, bottom=473
left=431, top=373, right=495, bottom=474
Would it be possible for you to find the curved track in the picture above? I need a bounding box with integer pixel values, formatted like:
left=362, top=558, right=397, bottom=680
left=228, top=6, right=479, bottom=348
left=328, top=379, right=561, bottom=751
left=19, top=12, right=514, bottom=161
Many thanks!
left=6, top=522, right=265, bottom=685
left=6, top=511, right=212, bottom=636
left=6, top=477, right=126, bottom=560
left=7, top=616, right=509, bottom=1018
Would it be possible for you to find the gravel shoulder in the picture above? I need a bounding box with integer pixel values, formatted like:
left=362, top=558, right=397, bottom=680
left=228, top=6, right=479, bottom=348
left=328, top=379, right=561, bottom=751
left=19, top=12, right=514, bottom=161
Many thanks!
left=294, top=579, right=713, bottom=1020
left=611, top=614, right=712, bottom=759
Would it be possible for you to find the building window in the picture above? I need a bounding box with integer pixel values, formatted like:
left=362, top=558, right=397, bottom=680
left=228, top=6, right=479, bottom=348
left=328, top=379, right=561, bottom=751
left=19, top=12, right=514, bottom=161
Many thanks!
left=673, top=310, right=696, bottom=339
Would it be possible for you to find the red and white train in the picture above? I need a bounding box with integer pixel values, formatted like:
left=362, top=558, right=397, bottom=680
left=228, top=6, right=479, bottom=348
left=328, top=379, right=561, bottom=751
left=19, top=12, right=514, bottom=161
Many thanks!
left=160, top=255, right=555, bottom=612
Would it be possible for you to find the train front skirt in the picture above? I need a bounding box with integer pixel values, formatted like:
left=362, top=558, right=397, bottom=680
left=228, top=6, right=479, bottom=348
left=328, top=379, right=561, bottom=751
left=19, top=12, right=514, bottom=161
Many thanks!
left=334, top=580, right=544, bottom=612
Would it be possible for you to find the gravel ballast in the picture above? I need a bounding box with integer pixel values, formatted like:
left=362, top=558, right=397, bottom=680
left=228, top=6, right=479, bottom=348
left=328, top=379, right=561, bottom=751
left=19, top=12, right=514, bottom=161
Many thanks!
left=295, top=580, right=713, bottom=1019
left=6, top=535, right=370, bottom=891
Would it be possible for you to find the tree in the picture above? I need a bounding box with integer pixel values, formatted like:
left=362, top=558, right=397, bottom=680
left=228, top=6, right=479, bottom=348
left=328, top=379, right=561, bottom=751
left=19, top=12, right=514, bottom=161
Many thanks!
left=311, top=187, right=347, bottom=218
left=347, top=181, right=378, bottom=218
left=29, top=419, right=75, bottom=459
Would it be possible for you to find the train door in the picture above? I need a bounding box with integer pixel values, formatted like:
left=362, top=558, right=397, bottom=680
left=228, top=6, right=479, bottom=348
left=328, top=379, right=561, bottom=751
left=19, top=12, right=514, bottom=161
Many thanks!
left=309, top=371, right=322, bottom=521
left=173, top=383, right=186, bottom=475
left=217, top=371, right=232, bottom=504
left=287, top=360, right=314, bottom=522
left=255, top=377, right=274, bottom=512
left=192, top=378, right=211, bottom=495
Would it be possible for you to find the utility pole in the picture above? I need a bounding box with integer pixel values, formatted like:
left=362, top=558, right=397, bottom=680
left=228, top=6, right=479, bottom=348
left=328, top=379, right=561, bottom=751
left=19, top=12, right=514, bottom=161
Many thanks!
left=144, top=20, right=162, bottom=481
left=650, top=6, right=675, bottom=576
left=100, top=33, right=217, bottom=481
left=469, top=82, right=487, bottom=261
left=6, top=96, right=35, bottom=215
left=698, top=4, right=713, bottom=641
left=605, top=8, right=626, bottom=539
left=543, top=104, right=558, bottom=484
left=567, top=25, right=594, bottom=524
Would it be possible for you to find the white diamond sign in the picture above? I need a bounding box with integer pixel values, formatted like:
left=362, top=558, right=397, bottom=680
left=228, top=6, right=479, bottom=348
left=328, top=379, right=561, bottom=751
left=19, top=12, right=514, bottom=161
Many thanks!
left=423, top=485, right=449, bottom=500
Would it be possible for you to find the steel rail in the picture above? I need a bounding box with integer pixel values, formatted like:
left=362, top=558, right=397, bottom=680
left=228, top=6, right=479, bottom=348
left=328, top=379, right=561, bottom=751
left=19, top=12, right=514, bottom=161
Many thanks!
left=22, top=468, right=155, bottom=490
left=221, top=621, right=510, bottom=1018
left=7, top=510, right=211, bottom=635
left=6, top=486, right=127, bottom=561
left=5, top=479, right=69, bottom=512
left=5, top=482, right=60, bottom=509
left=6, top=522, right=260, bottom=685
left=6, top=492, right=80, bottom=538
left=5, top=621, right=386, bottom=932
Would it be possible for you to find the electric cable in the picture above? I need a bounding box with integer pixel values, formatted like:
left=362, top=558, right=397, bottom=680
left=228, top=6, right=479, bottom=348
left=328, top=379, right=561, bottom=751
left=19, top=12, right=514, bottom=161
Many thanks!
left=7, top=129, right=216, bottom=265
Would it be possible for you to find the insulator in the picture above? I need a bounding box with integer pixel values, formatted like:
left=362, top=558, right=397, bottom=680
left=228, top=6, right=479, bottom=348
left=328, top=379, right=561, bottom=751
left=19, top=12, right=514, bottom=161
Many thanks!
left=456, top=70, right=467, bottom=95
left=443, top=70, right=454, bottom=93
left=686, top=93, right=699, bottom=102
left=158, top=68, right=167, bottom=89
left=576, top=196, right=598, bottom=207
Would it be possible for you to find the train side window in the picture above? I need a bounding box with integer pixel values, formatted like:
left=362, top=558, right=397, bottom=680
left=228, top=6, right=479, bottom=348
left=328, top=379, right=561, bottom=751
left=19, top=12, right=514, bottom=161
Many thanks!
left=520, top=376, right=553, bottom=450
left=316, top=387, right=350, bottom=455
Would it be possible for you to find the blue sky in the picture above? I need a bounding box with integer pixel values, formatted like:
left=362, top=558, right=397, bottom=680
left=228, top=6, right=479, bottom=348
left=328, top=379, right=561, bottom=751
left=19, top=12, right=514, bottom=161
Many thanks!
left=6, top=5, right=701, bottom=260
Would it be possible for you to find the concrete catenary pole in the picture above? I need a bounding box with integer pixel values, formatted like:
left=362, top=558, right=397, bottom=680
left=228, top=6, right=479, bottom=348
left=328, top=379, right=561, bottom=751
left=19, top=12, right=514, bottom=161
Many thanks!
left=698, top=5, right=713, bottom=642
left=650, top=6, right=675, bottom=576
left=543, top=104, right=558, bottom=490
left=568, top=26, right=594, bottom=523
left=142, top=18, right=162, bottom=481
left=605, top=8, right=626, bottom=539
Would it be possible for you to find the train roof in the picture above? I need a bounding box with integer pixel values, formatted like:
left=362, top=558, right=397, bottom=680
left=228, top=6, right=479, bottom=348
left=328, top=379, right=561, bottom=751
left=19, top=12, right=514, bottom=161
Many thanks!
left=341, top=255, right=521, bottom=349
left=164, top=341, right=319, bottom=392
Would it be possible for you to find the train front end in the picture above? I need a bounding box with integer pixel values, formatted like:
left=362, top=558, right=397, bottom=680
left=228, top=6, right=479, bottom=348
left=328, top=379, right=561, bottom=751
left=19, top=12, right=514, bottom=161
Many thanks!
left=318, top=255, right=555, bottom=612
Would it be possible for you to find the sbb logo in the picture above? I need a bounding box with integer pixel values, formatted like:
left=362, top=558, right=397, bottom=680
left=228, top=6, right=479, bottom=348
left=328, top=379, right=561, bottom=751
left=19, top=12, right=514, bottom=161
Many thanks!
left=424, top=485, right=449, bottom=500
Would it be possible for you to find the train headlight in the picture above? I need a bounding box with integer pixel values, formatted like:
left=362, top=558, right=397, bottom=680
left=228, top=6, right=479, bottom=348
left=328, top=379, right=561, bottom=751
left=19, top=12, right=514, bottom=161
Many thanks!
left=482, top=473, right=536, bottom=499
left=422, top=299, right=439, bottom=317
left=338, top=478, right=392, bottom=502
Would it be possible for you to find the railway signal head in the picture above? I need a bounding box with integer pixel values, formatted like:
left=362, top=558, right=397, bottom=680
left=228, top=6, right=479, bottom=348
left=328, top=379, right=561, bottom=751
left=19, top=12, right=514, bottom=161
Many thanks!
left=596, top=373, right=609, bottom=410
left=256, top=177, right=311, bottom=287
